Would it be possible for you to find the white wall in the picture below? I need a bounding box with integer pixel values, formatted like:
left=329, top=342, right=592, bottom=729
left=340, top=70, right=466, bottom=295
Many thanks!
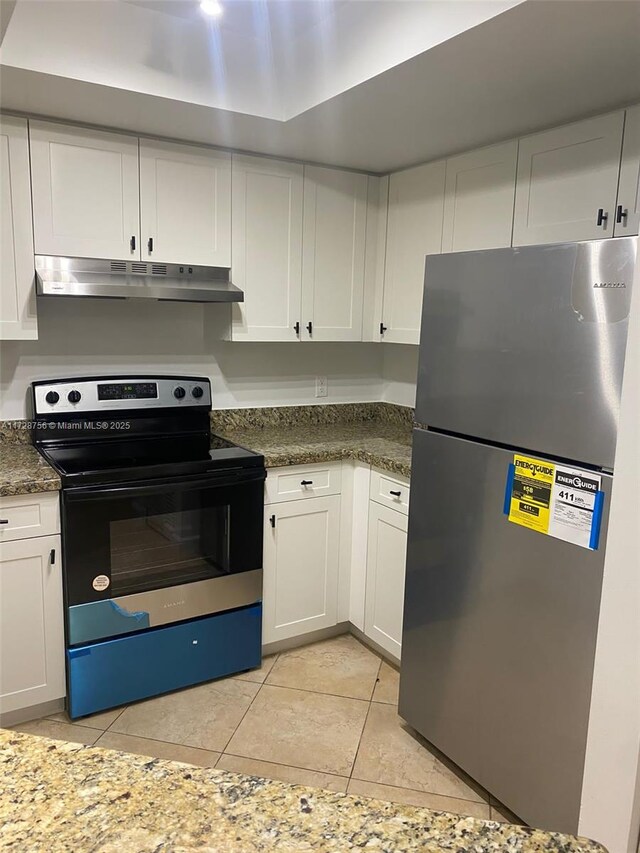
left=382, top=344, right=419, bottom=408
left=0, top=298, right=384, bottom=419
left=578, top=258, right=640, bottom=853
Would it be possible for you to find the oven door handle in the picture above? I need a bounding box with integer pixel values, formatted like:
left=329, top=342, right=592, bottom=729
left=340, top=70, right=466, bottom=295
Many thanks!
left=64, top=469, right=266, bottom=502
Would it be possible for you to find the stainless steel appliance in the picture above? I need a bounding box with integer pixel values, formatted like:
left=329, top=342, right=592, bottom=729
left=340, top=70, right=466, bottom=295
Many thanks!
left=399, top=237, right=637, bottom=833
left=31, top=375, right=265, bottom=719
left=35, top=256, right=244, bottom=302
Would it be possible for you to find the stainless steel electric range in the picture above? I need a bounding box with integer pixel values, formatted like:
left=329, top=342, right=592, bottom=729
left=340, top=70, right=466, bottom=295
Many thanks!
left=30, top=375, right=266, bottom=719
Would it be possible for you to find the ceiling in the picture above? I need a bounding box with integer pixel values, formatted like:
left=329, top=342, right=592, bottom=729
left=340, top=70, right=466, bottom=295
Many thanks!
left=0, top=0, right=520, bottom=121
left=1, top=0, right=639, bottom=172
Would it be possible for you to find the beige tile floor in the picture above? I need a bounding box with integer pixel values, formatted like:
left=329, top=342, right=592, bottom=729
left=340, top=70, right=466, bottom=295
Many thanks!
left=12, top=633, right=523, bottom=825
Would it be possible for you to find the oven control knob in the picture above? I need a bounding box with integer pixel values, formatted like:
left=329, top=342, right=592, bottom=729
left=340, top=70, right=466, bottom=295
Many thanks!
left=67, top=390, right=81, bottom=404
left=173, top=386, right=186, bottom=399
left=45, top=391, right=60, bottom=405
left=191, top=386, right=204, bottom=399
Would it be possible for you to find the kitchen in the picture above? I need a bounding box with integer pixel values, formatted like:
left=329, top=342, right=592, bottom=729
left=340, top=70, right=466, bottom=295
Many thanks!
left=0, top=1, right=639, bottom=851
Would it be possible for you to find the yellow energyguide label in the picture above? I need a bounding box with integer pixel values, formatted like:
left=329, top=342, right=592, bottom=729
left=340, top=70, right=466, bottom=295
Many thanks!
left=508, top=454, right=554, bottom=534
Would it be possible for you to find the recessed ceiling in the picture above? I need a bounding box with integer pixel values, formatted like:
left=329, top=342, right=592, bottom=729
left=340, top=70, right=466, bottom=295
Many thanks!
left=1, top=0, right=639, bottom=172
left=0, top=0, right=519, bottom=120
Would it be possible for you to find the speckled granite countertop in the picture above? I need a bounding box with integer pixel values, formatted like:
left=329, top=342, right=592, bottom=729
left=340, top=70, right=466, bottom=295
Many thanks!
left=218, top=421, right=412, bottom=478
left=0, top=730, right=604, bottom=853
left=0, top=404, right=413, bottom=496
left=213, top=403, right=413, bottom=478
left=0, top=443, right=61, bottom=497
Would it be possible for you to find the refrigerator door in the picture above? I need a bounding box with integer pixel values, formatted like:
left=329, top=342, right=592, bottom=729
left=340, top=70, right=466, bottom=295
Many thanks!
left=399, top=428, right=611, bottom=834
left=416, top=237, right=636, bottom=470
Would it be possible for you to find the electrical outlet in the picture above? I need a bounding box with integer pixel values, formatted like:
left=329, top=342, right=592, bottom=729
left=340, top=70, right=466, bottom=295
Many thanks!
left=315, top=376, right=328, bottom=398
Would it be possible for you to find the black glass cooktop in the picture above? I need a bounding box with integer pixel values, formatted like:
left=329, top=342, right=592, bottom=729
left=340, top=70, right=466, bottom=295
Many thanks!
left=38, top=434, right=263, bottom=486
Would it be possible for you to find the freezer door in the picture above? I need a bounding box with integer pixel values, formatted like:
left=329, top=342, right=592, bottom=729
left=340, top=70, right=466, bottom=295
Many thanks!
left=399, top=429, right=611, bottom=834
left=416, top=237, right=636, bottom=470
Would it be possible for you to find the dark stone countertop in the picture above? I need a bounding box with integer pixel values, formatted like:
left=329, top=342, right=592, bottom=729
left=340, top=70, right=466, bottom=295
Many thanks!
left=0, top=403, right=414, bottom=497
left=0, top=443, right=61, bottom=498
left=217, top=420, right=412, bottom=478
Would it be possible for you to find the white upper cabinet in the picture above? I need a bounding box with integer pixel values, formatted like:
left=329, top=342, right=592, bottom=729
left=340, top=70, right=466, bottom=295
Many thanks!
left=301, top=166, right=368, bottom=341
left=381, top=160, right=446, bottom=345
left=615, top=105, right=640, bottom=236
left=30, top=121, right=140, bottom=261
left=512, top=112, right=625, bottom=246
left=140, top=140, right=231, bottom=266
left=231, top=154, right=303, bottom=342
left=442, top=140, right=518, bottom=252
left=0, top=116, right=37, bottom=340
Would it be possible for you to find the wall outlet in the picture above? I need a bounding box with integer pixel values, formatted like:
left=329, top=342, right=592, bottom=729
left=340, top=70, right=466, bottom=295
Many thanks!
left=315, top=376, right=328, bottom=398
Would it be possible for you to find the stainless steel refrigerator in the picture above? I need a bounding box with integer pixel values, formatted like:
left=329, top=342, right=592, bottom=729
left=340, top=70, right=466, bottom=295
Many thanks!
left=399, top=237, right=637, bottom=834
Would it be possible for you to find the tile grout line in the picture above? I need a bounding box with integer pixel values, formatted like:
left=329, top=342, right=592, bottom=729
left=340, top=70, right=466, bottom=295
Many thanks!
left=260, top=676, right=381, bottom=704
left=345, top=658, right=382, bottom=788
left=102, top=705, right=128, bottom=733
left=219, top=751, right=350, bottom=785
left=345, top=775, right=494, bottom=810
left=347, top=769, right=496, bottom=808
left=92, top=730, right=220, bottom=758
left=215, top=657, right=281, bottom=762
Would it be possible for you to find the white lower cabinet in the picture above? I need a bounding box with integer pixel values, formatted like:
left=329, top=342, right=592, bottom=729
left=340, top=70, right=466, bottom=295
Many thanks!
left=0, top=533, right=65, bottom=718
left=262, top=495, right=340, bottom=644
left=364, top=502, right=408, bottom=660
left=261, top=462, right=409, bottom=659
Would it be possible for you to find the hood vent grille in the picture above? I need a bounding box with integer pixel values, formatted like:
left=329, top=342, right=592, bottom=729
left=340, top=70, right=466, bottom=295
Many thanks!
left=109, top=261, right=169, bottom=276
left=35, top=256, right=244, bottom=304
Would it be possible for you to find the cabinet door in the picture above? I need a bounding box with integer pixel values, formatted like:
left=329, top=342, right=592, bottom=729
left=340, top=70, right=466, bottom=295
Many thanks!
left=231, top=154, right=303, bottom=341
left=615, top=105, right=640, bottom=236
left=364, top=502, right=408, bottom=659
left=263, top=496, right=340, bottom=644
left=29, top=120, right=140, bottom=261
left=0, top=535, right=65, bottom=715
left=0, top=116, right=37, bottom=340
left=382, top=160, right=446, bottom=344
left=301, top=166, right=367, bottom=341
left=140, top=140, right=231, bottom=266
left=442, top=140, right=518, bottom=252
left=513, top=112, right=625, bottom=246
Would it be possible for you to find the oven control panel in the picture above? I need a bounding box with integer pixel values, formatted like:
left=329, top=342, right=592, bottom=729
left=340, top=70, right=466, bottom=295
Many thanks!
left=33, top=376, right=212, bottom=414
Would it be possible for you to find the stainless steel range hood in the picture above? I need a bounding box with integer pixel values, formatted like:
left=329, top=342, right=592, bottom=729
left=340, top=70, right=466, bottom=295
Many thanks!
left=35, top=256, right=244, bottom=303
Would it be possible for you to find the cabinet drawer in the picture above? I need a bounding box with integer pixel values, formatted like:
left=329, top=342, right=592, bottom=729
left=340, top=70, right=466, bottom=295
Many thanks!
left=265, top=463, right=341, bottom=504
left=369, top=468, right=410, bottom=515
left=0, top=492, right=60, bottom=542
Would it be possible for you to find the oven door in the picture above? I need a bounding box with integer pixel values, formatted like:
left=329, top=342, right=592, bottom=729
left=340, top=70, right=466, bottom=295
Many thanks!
left=62, top=468, right=265, bottom=645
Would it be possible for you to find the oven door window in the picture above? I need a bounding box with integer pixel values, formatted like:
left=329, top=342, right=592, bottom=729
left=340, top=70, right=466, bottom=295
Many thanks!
left=63, top=474, right=264, bottom=605
left=110, top=494, right=230, bottom=596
